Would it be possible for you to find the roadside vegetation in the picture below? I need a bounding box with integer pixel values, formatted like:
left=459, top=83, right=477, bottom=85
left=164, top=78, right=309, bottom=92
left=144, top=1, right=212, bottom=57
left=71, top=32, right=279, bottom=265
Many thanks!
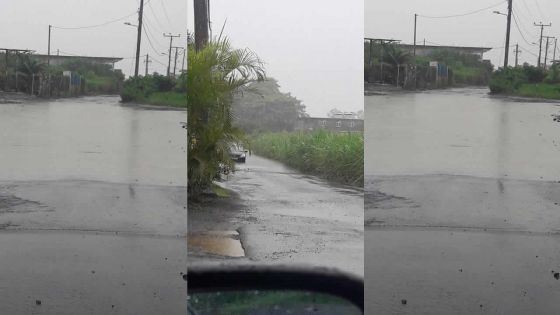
left=186, top=37, right=265, bottom=197
left=121, top=74, right=186, bottom=107
left=364, top=42, right=493, bottom=86
left=416, top=50, right=493, bottom=86
left=55, top=60, right=125, bottom=94
left=250, top=130, right=364, bottom=187
left=489, top=63, right=560, bottom=99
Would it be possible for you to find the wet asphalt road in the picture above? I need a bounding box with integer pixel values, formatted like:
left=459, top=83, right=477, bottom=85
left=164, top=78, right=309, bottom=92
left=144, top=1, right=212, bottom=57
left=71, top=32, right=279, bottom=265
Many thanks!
left=188, top=155, right=364, bottom=277
left=0, top=95, right=187, bottom=314
left=365, top=89, right=560, bottom=314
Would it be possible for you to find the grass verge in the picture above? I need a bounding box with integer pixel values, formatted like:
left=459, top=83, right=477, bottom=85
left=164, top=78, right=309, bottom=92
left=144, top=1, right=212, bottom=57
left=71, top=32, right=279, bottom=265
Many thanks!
left=515, top=83, right=560, bottom=99
left=250, top=130, right=363, bottom=187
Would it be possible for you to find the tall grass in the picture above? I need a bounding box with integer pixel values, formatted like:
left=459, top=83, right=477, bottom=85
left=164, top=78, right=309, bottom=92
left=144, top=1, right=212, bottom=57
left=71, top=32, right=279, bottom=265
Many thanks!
left=251, top=130, right=363, bottom=187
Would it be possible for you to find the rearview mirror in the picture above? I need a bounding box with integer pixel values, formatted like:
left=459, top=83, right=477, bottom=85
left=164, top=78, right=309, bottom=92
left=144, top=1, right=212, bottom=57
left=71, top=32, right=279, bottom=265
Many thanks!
left=186, top=266, right=363, bottom=314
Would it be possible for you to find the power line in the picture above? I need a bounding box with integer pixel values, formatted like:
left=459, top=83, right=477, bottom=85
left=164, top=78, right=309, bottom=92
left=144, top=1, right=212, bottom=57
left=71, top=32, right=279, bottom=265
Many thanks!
left=142, top=24, right=166, bottom=58
left=51, top=8, right=144, bottom=30
left=146, top=0, right=168, bottom=32
left=418, top=1, right=506, bottom=19
left=520, top=0, right=538, bottom=22
left=157, top=0, right=173, bottom=27
left=511, top=11, right=536, bottom=46
left=533, top=0, right=546, bottom=21
left=511, top=6, right=538, bottom=38
left=143, top=16, right=167, bottom=48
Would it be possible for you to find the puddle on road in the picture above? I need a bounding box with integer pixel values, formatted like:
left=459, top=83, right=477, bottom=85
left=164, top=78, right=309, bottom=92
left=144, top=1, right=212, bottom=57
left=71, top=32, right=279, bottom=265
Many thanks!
left=187, top=230, right=245, bottom=257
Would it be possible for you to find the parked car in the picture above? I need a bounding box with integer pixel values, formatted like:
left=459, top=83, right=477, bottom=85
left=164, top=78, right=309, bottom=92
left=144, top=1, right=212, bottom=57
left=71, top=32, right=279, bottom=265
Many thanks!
left=229, top=145, right=248, bottom=163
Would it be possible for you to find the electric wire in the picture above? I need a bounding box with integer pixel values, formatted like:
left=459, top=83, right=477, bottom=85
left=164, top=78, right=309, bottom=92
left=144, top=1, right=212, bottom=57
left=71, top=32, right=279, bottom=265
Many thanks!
left=418, top=1, right=506, bottom=19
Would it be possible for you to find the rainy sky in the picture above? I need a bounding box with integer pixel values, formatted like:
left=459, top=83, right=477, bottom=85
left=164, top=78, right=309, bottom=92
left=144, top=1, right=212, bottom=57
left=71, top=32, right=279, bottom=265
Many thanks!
left=1, top=0, right=363, bottom=117
left=0, top=0, right=188, bottom=77
left=187, top=0, right=364, bottom=117
left=366, top=0, right=560, bottom=69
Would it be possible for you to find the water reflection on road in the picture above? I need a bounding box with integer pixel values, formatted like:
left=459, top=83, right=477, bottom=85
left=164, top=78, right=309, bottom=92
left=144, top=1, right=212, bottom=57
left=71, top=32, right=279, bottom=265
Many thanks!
left=365, top=88, right=560, bottom=314
left=0, top=95, right=187, bottom=314
left=0, top=96, right=186, bottom=186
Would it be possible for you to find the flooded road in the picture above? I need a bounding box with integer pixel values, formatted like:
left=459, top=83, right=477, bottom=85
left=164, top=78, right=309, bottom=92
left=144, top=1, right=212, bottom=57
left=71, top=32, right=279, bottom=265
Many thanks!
left=0, top=95, right=187, bottom=314
left=188, top=155, right=364, bottom=277
left=365, top=88, right=560, bottom=314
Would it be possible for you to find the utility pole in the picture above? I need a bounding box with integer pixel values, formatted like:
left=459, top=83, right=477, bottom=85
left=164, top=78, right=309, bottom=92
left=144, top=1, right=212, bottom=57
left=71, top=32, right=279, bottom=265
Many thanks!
left=504, top=0, right=513, bottom=68
left=513, top=44, right=521, bottom=67
left=413, top=14, right=417, bottom=58
left=47, top=25, right=51, bottom=68
left=134, top=0, right=145, bottom=77
left=554, top=38, right=558, bottom=65
left=534, top=22, right=552, bottom=68
left=181, top=49, right=186, bottom=74
left=193, top=0, right=209, bottom=51
left=163, top=33, right=180, bottom=76
left=172, top=47, right=180, bottom=76
left=413, top=14, right=418, bottom=89
left=543, top=36, right=555, bottom=69
left=144, top=54, right=151, bottom=76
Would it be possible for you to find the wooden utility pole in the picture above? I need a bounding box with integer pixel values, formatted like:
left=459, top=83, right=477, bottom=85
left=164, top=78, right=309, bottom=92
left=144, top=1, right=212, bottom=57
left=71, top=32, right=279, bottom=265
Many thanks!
left=534, top=22, right=552, bottom=68
left=543, top=36, right=555, bottom=69
left=413, top=14, right=417, bottom=58
left=172, top=46, right=182, bottom=76
left=163, top=33, right=180, bottom=76
left=513, top=44, right=521, bottom=67
left=413, top=14, right=418, bottom=89
left=181, top=49, right=186, bottom=73
left=134, top=0, right=144, bottom=77
left=47, top=25, right=51, bottom=68
left=554, top=38, right=558, bottom=65
left=144, top=54, right=151, bottom=76
left=193, top=0, right=209, bottom=51
left=504, top=0, right=512, bottom=68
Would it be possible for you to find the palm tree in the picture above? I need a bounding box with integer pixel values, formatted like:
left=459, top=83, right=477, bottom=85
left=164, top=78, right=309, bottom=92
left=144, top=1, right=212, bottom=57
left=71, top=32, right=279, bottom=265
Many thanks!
left=17, top=55, right=45, bottom=95
left=381, top=45, right=411, bottom=66
left=185, top=37, right=265, bottom=196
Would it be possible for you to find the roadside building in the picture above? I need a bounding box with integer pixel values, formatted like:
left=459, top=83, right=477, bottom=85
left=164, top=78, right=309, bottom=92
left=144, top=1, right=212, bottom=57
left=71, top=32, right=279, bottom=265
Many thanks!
left=296, top=117, right=364, bottom=133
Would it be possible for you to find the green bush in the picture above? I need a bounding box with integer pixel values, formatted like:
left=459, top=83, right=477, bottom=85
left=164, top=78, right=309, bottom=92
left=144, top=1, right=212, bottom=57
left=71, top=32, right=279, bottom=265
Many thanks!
left=120, top=74, right=177, bottom=103
left=544, top=64, right=560, bottom=84
left=489, top=67, right=527, bottom=94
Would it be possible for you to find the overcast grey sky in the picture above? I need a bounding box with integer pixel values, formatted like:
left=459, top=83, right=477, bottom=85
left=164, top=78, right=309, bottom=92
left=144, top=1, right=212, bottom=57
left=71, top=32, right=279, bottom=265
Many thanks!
left=187, top=0, right=364, bottom=117
left=0, top=0, right=188, bottom=77
left=366, top=0, right=560, bottom=68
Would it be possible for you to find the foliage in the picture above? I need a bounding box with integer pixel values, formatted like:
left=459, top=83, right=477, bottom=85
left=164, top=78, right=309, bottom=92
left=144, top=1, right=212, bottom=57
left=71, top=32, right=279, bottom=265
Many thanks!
left=381, top=45, right=411, bottom=66
left=544, top=64, right=560, bottom=84
left=58, top=60, right=124, bottom=94
left=521, top=63, right=546, bottom=83
left=423, top=50, right=493, bottom=86
left=120, top=74, right=178, bottom=104
left=232, top=78, right=307, bottom=134
left=16, top=55, right=46, bottom=93
left=145, top=91, right=187, bottom=107
left=489, top=67, right=527, bottom=93
left=184, top=37, right=265, bottom=196
left=251, top=130, right=364, bottom=186
left=516, top=83, right=560, bottom=99
left=489, top=64, right=558, bottom=97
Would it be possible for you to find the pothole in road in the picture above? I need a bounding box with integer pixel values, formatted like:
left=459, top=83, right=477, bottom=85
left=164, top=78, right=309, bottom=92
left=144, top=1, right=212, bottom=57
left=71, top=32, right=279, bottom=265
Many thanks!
left=188, top=230, right=245, bottom=257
